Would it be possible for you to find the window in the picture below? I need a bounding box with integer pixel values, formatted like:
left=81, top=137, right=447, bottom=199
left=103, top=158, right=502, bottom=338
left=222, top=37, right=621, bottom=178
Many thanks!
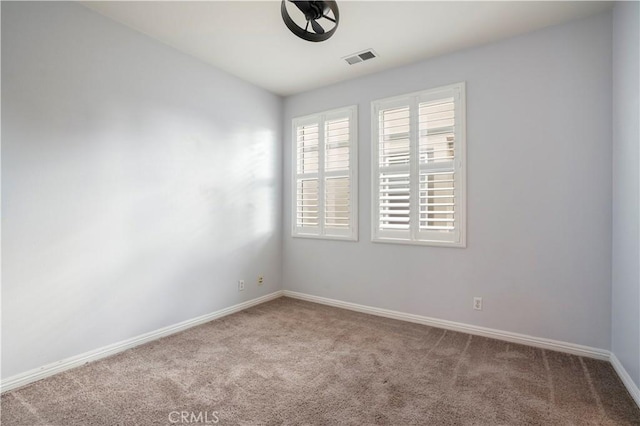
left=293, top=105, right=358, bottom=240
left=372, top=82, right=466, bottom=247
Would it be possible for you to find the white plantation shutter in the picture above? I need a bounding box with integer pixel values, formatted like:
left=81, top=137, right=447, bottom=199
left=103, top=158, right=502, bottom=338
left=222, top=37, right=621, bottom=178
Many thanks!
left=372, top=83, right=466, bottom=247
left=293, top=106, right=357, bottom=240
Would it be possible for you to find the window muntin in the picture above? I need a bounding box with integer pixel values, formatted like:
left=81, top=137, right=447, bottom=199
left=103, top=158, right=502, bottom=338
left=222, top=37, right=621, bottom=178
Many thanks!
left=372, top=83, right=465, bottom=247
left=293, top=106, right=357, bottom=240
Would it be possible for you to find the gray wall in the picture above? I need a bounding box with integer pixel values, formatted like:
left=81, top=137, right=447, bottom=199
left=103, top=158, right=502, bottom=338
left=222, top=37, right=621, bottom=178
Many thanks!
left=612, top=1, right=640, bottom=389
left=283, top=13, right=613, bottom=349
left=1, top=2, right=282, bottom=379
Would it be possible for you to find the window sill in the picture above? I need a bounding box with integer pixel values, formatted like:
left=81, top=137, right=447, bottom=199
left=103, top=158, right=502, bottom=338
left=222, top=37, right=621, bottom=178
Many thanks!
left=292, top=233, right=358, bottom=242
left=371, top=236, right=466, bottom=248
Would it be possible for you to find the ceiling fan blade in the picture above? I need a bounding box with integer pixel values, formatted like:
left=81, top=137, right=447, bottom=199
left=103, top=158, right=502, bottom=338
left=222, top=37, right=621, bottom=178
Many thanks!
left=322, top=14, right=336, bottom=23
left=310, top=19, right=325, bottom=34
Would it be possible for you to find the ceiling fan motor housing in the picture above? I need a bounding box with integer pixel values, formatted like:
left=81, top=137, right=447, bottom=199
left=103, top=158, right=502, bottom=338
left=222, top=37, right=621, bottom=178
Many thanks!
left=306, top=2, right=329, bottom=20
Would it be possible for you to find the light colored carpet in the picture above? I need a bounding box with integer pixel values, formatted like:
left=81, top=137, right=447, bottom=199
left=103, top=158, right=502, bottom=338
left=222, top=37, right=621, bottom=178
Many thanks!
left=2, top=297, right=639, bottom=425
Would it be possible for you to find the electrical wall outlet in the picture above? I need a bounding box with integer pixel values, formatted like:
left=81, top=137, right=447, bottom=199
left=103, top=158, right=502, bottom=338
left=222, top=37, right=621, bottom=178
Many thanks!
left=473, top=297, right=482, bottom=311
left=257, top=276, right=264, bottom=286
left=238, top=280, right=245, bottom=291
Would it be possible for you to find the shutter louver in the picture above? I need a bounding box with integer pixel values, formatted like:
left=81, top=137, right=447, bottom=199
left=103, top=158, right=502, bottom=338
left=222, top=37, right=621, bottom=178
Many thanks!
left=325, top=117, right=350, bottom=172
left=296, top=179, right=319, bottom=227
left=379, top=107, right=410, bottom=167
left=325, top=177, right=350, bottom=229
left=297, top=123, right=319, bottom=174
left=379, top=171, right=410, bottom=230
left=419, top=98, right=455, bottom=165
left=419, top=171, right=455, bottom=230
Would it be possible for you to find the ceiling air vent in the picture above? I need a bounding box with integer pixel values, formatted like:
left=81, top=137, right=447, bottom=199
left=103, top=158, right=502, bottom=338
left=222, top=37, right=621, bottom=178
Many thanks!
left=343, top=49, right=378, bottom=65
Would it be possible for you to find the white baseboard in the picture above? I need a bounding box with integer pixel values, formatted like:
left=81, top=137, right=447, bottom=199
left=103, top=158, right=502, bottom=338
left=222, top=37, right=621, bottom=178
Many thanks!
left=1, top=291, right=283, bottom=393
left=282, top=290, right=610, bottom=360
left=610, top=353, right=640, bottom=408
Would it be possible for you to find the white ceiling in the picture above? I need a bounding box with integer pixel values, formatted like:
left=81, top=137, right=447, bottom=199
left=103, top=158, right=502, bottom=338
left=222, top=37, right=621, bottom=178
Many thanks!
left=82, top=1, right=612, bottom=96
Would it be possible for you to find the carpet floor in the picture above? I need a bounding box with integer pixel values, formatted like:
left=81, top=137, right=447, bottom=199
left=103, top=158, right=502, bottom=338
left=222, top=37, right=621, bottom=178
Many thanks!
left=2, top=297, right=639, bottom=425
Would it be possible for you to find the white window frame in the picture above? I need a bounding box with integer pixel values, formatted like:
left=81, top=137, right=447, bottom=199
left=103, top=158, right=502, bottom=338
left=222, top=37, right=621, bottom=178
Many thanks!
left=371, top=82, right=466, bottom=248
left=292, top=105, right=358, bottom=241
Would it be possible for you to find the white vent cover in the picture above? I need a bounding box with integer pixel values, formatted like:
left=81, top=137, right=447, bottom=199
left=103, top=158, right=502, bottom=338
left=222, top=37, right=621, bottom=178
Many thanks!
left=343, top=49, right=378, bottom=65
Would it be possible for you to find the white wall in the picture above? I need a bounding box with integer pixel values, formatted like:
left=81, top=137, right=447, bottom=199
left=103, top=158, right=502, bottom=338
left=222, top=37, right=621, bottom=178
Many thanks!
left=283, top=12, right=613, bottom=349
left=1, top=2, right=625, bottom=383
left=612, top=1, right=640, bottom=389
left=1, top=2, right=282, bottom=379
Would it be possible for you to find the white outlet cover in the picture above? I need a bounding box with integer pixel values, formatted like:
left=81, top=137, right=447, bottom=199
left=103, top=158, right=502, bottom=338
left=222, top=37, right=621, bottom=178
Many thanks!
left=473, top=297, right=482, bottom=310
